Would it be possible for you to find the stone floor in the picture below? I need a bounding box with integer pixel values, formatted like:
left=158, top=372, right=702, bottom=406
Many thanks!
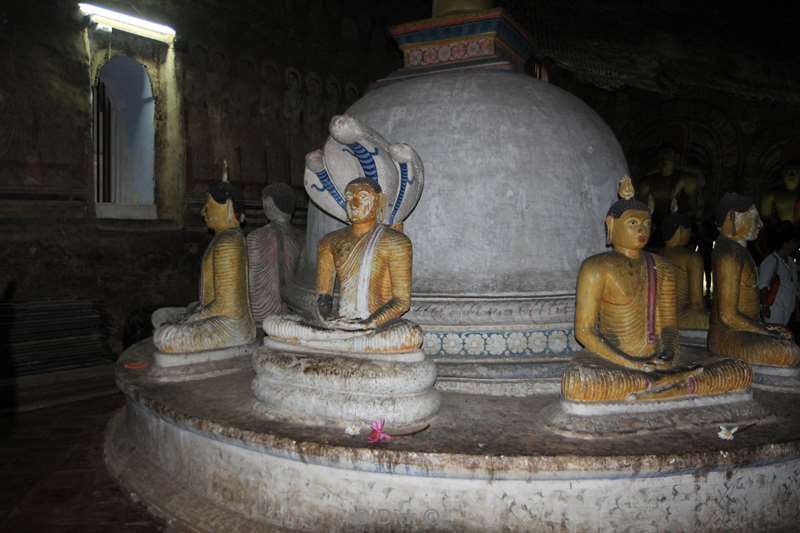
left=0, top=394, right=166, bottom=532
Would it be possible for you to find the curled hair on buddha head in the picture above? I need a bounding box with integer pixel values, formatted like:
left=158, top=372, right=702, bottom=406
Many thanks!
left=346, top=177, right=382, bottom=194
left=662, top=212, right=691, bottom=241
left=715, top=192, right=754, bottom=228
left=606, top=175, right=650, bottom=219
left=208, top=160, right=245, bottom=217
left=261, top=182, right=296, bottom=216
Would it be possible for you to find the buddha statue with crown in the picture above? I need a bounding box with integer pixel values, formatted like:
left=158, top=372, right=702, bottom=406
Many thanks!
left=660, top=206, right=709, bottom=331
left=151, top=163, right=256, bottom=359
left=252, top=115, right=439, bottom=428
left=709, top=193, right=800, bottom=369
left=561, top=176, right=751, bottom=402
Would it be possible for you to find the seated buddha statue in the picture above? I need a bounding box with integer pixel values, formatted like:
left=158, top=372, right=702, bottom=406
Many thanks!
left=263, top=177, right=421, bottom=353
left=562, top=176, right=751, bottom=402
left=760, top=162, right=800, bottom=224
left=246, top=183, right=304, bottom=323
left=639, top=145, right=704, bottom=227
left=152, top=170, right=256, bottom=354
left=660, top=210, right=709, bottom=330
left=252, top=115, right=437, bottom=430
left=263, top=115, right=425, bottom=355
left=708, top=193, right=800, bottom=367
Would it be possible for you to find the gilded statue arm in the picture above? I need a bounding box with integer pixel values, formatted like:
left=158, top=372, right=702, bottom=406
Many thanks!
left=716, top=253, right=769, bottom=334
left=655, top=261, right=679, bottom=361
left=687, top=253, right=706, bottom=311
left=315, top=235, right=336, bottom=320
left=574, top=259, right=663, bottom=371
left=365, top=235, right=412, bottom=328
left=190, top=232, right=247, bottom=320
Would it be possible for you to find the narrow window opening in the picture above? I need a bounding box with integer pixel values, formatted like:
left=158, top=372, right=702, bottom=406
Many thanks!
left=93, top=55, right=156, bottom=219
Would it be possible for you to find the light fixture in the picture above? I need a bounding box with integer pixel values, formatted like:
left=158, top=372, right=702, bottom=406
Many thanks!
left=78, top=3, right=176, bottom=44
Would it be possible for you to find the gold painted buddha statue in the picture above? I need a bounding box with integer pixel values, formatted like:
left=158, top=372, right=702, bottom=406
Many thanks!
left=251, top=116, right=437, bottom=430
left=639, top=145, right=704, bottom=224
left=761, top=162, right=800, bottom=224
left=562, top=177, right=751, bottom=402
left=263, top=114, right=426, bottom=354
left=152, top=171, right=256, bottom=354
left=708, top=193, right=800, bottom=367
left=660, top=211, right=709, bottom=330
left=263, top=178, right=421, bottom=353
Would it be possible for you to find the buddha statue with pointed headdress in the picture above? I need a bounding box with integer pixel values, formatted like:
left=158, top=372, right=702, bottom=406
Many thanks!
left=253, top=115, right=438, bottom=429
left=561, top=176, right=751, bottom=402
left=152, top=164, right=256, bottom=356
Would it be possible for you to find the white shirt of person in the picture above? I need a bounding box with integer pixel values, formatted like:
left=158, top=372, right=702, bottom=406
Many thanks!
left=758, top=251, right=799, bottom=326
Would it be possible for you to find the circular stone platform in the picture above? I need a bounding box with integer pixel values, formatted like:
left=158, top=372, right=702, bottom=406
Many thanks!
left=107, top=343, right=800, bottom=532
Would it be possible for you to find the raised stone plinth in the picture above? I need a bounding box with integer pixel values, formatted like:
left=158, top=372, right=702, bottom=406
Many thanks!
left=252, top=338, right=440, bottom=430
left=107, top=341, right=800, bottom=532
left=546, top=391, right=771, bottom=439
left=752, top=364, right=800, bottom=393
left=118, top=337, right=256, bottom=383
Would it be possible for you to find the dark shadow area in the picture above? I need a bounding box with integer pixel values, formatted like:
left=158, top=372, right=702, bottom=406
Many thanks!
left=0, top=281, right=18, bottom=438
left=123, top=306, right=158, bottom=352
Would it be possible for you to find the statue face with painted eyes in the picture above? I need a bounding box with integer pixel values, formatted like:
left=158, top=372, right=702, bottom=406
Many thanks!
left=606, top=209, right=651, bottom=251
left=345, top=182, right=379, bottom=224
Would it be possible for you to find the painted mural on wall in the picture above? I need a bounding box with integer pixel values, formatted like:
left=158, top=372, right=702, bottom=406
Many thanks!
left=181, top=46, right=363, bottom=202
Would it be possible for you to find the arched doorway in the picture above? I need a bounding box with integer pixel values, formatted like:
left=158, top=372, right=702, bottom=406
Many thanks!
left=94, top=55, right=155, bottom=216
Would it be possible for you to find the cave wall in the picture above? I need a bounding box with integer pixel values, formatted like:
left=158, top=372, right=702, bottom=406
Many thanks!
left=554, top=75, right=800, bottom=215
left=0, top=0, right=426, bottom=353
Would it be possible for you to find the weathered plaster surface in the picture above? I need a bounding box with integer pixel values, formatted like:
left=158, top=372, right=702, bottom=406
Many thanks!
left=109, top=355, right=800, bottom=531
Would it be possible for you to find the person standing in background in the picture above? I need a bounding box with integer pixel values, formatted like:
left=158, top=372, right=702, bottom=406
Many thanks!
left=759, top=222, right=800, bottom=327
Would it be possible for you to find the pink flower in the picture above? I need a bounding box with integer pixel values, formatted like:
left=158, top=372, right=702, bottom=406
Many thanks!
left=367, top=419, right=393, bottom=443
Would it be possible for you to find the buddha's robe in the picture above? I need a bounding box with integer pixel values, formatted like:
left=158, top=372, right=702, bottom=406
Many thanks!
left=154, top=228, right=256, bottom=353
left=263, top=224, right=422, bottom=353
left=246, top=223, right=304, bottom=322
left=563, top=252, right=751, bottom=402
left=708, top=237, right=800, bottom=367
